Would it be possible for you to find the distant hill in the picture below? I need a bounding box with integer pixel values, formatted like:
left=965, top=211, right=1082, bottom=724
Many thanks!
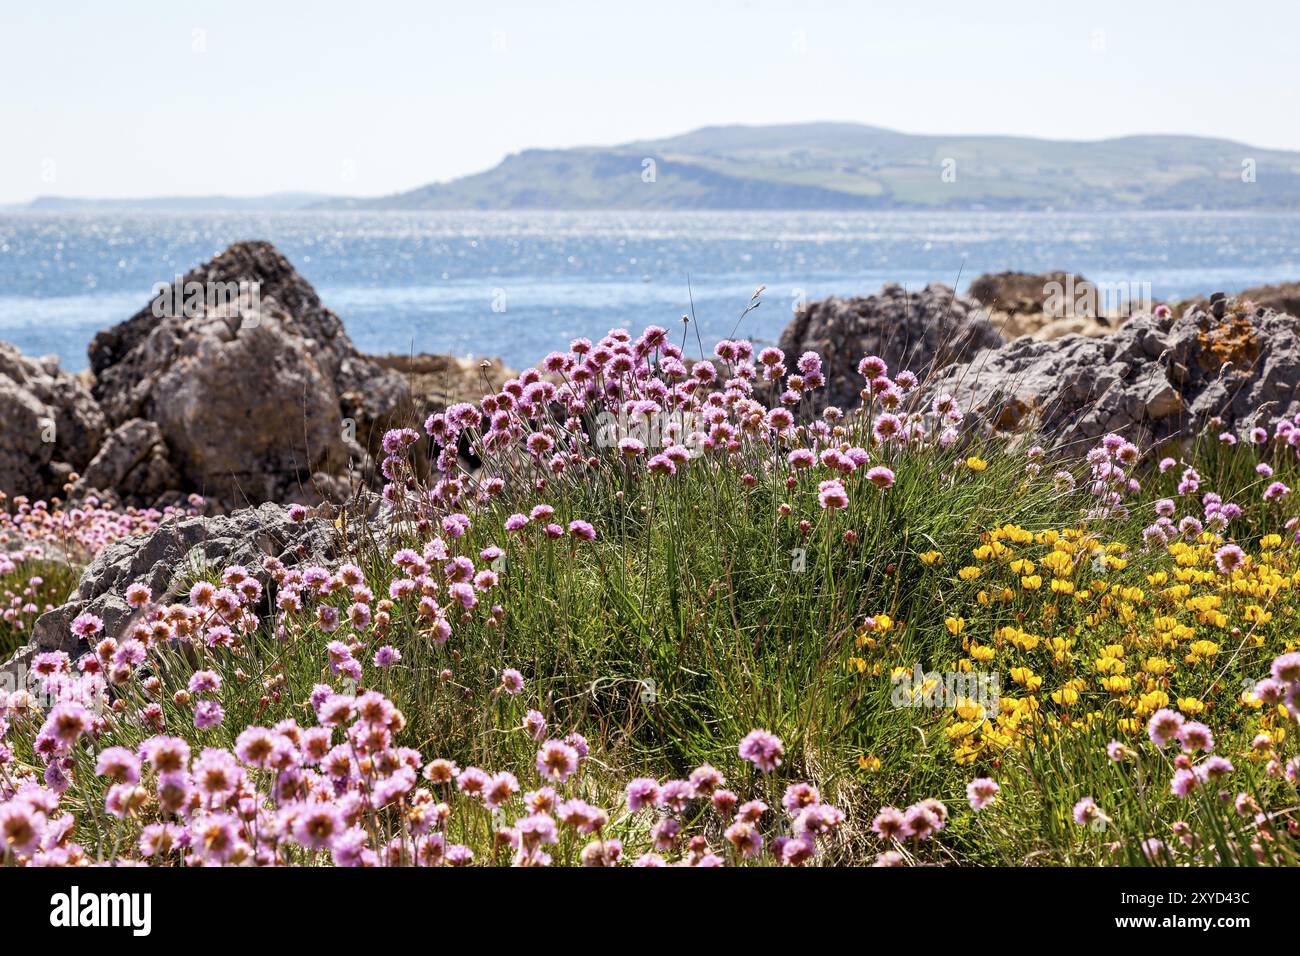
left=21, top=192, right=331, bottom=212
left=321, top=122, right=1300, bottom=211
left=15, top=125, right=1299, bottom=213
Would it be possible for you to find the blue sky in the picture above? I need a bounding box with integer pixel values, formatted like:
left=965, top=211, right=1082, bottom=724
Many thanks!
left=2, top=0, right=1297, bottom=202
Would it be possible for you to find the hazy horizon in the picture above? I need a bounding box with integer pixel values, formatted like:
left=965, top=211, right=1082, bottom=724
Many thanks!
left=4, top=0, right=1298, bottom=205
left=10, top=122, right=1300, bottom=206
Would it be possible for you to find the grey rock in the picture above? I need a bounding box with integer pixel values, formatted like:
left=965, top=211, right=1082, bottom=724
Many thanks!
left=144, top=316, right=352, bottom=504
left=0, top=343, right=107, bottom=501
left=1143, top=375, right=1184, bottom=420
left=926, top=300, right=1300, bottom=448
left=1, top=503, right=339, bottom=683
left=88, top=241, right=414, bottom=507
left=72, top=418, right=181, bottom=506
left=779, top=282, right=1004, bottom=413
left=1209, top=293, right=1227, bottom=320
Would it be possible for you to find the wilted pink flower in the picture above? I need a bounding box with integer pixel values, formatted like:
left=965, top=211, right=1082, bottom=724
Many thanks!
left=523, top=709, right=547, bottom=741
left=1072, top=797, right=1103, bottom=827
left=1107, top=739, right=1136, bottom=762
left=1140, top=838, right=1168, bottom=862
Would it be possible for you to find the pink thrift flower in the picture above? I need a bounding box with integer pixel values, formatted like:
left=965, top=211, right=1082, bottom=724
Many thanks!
left=738, top=728, right=784, bottom=772
left=568, top=520, right=596, bottom=541
left=866, top=465, right=895, bottom=489
left=536, top=740, right=580, bottom=783
left=1147, top=708, right=1185, bottom=748
left=966, top=777, right=1000, bottom=811
left=817, top=479, right=849, bottom=510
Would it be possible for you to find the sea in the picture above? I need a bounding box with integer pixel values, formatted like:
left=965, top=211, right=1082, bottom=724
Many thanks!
left=1, top=210, right=1298, bottom=373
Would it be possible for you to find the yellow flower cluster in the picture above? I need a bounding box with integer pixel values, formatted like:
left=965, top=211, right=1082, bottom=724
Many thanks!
left=862, top=523, right=1300, bottom=765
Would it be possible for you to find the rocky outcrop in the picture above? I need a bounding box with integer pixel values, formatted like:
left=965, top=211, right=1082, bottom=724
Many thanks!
left=927, top=296, right=1300, bottom=448
left=0, top=240, right=514, bottom=508
left=1187, top=282, right=1300, bottom=320
left=966, top=270, right=1133, bottom=341
left=778, top=283, right=1004, bottom=412
left=0, top=344, right=107, bottom=501
left=0, top=503, right=338, bottom=684
left=967, top=271, right=1086, bottom=316
left=87, top=241, right=414, bottom=507
left=1238, top=281, right=1300, bottom=317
